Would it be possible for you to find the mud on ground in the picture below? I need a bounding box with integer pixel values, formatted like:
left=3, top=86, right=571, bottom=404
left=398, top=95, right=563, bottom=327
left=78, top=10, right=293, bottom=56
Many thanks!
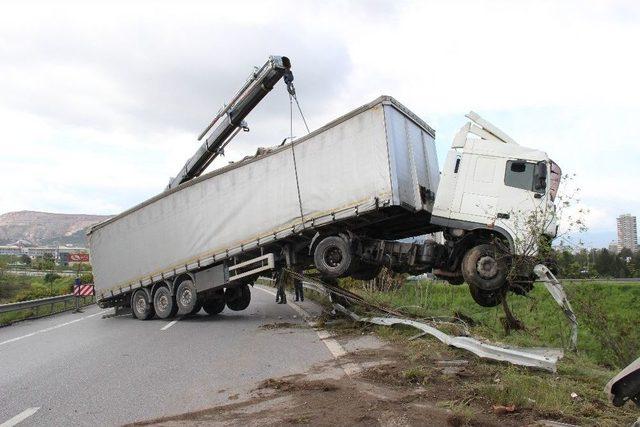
left=129, top=340, right=547, bottom=427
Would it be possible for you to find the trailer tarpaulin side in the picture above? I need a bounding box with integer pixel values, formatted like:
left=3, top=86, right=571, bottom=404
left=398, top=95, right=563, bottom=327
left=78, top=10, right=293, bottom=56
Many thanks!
left=88, top=96, right=438, bottom=298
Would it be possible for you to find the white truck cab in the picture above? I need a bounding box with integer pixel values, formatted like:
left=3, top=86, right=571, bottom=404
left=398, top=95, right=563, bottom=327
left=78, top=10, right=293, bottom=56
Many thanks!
left=430, top=112, right=561, bottom=306
left=433, top=112, right=561, bottom=254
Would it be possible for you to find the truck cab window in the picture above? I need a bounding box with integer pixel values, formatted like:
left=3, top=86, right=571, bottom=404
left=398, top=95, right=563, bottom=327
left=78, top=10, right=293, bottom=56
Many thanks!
left=504, top=160, right=535, bottom=191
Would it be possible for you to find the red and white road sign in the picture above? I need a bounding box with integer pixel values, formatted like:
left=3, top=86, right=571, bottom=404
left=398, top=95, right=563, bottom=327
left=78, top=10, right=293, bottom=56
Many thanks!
left=69, top=253, right=90, bottom=262
left=73, top=284, right=94, bottom=296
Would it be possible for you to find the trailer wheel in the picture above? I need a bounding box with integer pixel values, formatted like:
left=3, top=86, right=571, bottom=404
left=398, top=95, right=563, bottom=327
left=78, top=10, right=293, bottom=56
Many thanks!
left=314, top=235, right=353, bottom=278
left=176, top=280, right=197, bottom=315
left=188, top=299, right=203, bottom=316
left=225, top=284, right=251, bottom=311
left=461, top=244, right=508, bottom=292
left=131, top=290, right=154, bottom=320
left=202, top=295, right=225, bottom=315
left=154, top=285, right=178, bottom=319
left=468, top=284, right=503, bottom=307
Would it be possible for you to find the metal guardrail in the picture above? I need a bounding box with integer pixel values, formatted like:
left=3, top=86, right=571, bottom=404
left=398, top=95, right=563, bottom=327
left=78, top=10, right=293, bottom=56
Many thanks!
left=0, top=294, right=94, bottom=316
left=5, top=269, right=80, bottom=277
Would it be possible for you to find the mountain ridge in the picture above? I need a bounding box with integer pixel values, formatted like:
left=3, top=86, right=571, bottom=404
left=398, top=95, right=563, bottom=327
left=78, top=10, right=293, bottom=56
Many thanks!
left=0, top=210, right=113, bottom=247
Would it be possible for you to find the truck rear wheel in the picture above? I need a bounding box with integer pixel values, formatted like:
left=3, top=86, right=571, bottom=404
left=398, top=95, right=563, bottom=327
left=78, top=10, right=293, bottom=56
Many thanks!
left=176, top=280, right=197, bottom=315
left=225, top=284, right=251, bottom=311
left=461, top=244, right=508, bottom=292
left=314, top=235, right=353, bottom=279
left=154, top=285, right=178, bottom=319
left=202, top=291, right=225, bottom=315
left=131, top=289, right=154, bottom=320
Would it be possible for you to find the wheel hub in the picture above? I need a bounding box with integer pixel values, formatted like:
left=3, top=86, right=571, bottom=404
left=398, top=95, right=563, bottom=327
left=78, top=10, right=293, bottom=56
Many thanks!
left=158, top=294, right=169, bottom=311
left=135, top=297, right=146, bottom=313
left=324, top=246, right=343, bottom=268
left=180, top=289, right=193, bottom=306
left=476, top=255, right=498, bottom=279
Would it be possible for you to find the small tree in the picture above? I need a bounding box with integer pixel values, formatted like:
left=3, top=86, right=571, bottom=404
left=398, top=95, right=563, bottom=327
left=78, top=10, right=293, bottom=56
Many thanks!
left=492, top=173, right=588, bottom=333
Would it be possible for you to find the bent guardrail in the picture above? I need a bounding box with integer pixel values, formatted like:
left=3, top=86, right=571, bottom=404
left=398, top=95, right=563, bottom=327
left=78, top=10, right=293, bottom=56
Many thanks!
left=0, top=294, right=95, bottom=325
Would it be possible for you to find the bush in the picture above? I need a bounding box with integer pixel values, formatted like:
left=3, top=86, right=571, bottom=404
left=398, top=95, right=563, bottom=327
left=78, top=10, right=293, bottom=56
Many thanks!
left=15, top=284, right=53, bottom=301
left=44, top=272, right=61, bottom=283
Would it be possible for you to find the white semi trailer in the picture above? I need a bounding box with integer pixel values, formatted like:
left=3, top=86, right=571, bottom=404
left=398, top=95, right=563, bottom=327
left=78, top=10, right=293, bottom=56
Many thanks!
left=88, top=56, right=561, bottom=319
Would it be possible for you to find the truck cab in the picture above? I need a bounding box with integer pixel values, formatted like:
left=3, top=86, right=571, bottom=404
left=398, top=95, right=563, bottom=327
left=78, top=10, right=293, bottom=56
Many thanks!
left=430, top=112, right=561, bottom=306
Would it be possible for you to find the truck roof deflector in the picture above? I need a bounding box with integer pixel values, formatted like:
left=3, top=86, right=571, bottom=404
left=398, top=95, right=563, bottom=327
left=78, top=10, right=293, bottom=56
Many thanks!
left=464, top=111, right=519, bottom=146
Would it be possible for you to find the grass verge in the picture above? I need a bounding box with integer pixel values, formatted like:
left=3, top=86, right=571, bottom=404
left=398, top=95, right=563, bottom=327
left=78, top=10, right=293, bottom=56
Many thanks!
left=328, top=279, right=640, bottom=425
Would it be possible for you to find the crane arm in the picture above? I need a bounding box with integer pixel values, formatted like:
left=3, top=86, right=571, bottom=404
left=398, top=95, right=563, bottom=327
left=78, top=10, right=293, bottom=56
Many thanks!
left=166, top=55, right=293, bottom=190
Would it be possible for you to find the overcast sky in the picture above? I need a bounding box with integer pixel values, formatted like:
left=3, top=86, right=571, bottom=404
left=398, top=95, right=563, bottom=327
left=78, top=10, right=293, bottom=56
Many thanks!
left=1, top=0, right=638, bottom=247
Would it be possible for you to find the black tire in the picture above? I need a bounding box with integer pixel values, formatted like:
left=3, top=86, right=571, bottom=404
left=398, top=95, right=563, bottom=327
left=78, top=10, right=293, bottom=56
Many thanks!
left=225, top=284, right=251, bottom=311
left=468, top=284, right=503, bottom=307
left=351, top=264, right=382, bottom=281
left=202, top=294, right=225, bottom=315
left=175, top=280, right=198, bottom=315
left=461, top=244, right=508, bottom=292
left=313, top=235, right=353, bottom=278
left=153, top=285, right=178, bottom=319
left=188, top=299, right=203, bottom=316
left=131, top=289, right=154, bottom=320
left=446, top=276, right=465, bottom=286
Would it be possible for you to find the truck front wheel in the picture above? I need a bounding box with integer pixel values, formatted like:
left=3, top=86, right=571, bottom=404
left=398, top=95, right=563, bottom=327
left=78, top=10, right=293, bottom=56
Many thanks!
left=468, top=284, right=503, bottom=307
left=154, top=285, right=178, bottom=319
left=314, top=235, right=353, bottom=278
left=461, top=244, right=508, bottom=292
left=131, top=289, right=154, bottom=320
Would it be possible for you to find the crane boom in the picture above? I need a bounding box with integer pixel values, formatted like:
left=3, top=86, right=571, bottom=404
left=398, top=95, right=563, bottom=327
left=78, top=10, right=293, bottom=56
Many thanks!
left=166, top=55, right=293, bottom=190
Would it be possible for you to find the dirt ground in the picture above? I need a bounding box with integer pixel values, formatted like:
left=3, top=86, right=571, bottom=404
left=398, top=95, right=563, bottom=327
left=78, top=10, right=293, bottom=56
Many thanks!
left=129, top=337, right=559, bottom=427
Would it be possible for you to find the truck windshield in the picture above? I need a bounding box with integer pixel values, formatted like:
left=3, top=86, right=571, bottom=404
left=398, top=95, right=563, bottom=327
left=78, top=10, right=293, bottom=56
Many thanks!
left=549, top=160, right=561, bottom=201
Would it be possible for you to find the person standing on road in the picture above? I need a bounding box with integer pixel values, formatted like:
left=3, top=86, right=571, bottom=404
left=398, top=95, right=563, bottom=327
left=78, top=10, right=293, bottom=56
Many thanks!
left=274, top=269, right=287, bottom=304
left=293, top=269, right=304, bottom=302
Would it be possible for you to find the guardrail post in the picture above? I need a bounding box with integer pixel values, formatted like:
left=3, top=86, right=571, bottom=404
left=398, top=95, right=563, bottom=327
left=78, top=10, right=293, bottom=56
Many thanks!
left=73, top=277, right=83, bottom=313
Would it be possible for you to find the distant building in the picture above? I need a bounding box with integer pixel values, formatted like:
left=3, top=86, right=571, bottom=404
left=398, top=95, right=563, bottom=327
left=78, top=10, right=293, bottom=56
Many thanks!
left=0, top=244, right=89, bottom=264
left=0, top=245, right=25, bottom=257
left=617, top=214, right=638, bottom=252
left=608, top=241, right=618, bottom=254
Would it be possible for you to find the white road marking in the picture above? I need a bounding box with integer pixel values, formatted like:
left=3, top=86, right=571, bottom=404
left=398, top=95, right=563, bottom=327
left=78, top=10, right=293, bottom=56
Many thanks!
left=0, top=311, right=107, bottom=347
left=161, top=320, right=178, bottom=331
left=0, top=407, right=40, bottom=427
left=255, top=286, right=360, bottom=375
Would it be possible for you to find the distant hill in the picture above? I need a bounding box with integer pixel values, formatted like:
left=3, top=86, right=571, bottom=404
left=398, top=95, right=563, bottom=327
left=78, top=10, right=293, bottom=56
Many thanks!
left=0, top=211, right=113, bottom=247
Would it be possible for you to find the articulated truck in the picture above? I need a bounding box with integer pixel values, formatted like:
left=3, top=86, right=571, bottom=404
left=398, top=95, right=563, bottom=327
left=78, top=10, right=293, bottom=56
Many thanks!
left=88, top=55, right=561, bottom=320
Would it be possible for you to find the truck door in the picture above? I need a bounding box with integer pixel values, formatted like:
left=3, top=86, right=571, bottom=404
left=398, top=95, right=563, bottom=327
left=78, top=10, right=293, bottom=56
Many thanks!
left=455, top=154, right=500, bottom=222
left=496, top=159, right=546, bottom=243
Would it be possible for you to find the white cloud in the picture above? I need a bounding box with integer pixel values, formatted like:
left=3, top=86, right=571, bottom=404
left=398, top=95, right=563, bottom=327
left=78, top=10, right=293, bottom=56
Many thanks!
left=0, top=0, right=638, bottom=247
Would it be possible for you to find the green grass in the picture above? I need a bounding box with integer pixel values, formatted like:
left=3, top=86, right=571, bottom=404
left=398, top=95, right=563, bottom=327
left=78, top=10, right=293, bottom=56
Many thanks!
left=0, top=273, right=77, bottom=304
left=0, top=272, right=95, bottom=325
left=356, top=280, right=640, bottom=369
left=333, top=279, right=640, bottom=425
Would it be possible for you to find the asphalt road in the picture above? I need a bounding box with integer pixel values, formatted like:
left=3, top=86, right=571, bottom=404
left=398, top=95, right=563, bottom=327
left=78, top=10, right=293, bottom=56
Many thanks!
left=0, top=287, right=337, bottom=426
